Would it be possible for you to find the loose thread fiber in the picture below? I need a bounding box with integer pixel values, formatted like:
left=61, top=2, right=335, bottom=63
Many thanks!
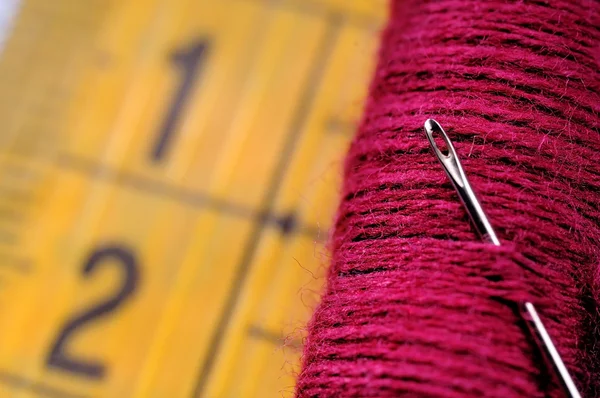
left=296, top=0, right=600, bottom=397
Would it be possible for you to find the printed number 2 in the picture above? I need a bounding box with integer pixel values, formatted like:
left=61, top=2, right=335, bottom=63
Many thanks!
left=151, top=38, right=208, bottom=162
left=46, top=245, right=140, bottom=379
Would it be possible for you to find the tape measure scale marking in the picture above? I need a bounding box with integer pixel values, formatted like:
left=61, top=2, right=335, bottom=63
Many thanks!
left=0, top=0, right=385, bottom=396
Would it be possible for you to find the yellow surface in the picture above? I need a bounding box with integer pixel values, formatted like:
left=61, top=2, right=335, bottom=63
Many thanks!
left=0, top=0, right=386, bottom=397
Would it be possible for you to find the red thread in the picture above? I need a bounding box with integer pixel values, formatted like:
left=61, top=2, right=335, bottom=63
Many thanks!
left=296, top=1, right=600, bottom=396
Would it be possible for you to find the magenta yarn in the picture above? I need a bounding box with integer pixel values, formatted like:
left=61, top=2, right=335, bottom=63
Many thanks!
left=296, top=0, right=600, bottom=397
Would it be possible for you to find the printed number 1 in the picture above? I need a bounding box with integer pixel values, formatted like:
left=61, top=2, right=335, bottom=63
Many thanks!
left=151, top=39, right=208, bottom=162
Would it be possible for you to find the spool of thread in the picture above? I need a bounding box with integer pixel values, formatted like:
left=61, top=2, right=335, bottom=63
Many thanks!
left=296, top=0, right=600, bottom=396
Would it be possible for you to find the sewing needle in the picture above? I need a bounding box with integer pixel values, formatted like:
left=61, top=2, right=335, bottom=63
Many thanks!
left=423, top=118, right=581, bottom=398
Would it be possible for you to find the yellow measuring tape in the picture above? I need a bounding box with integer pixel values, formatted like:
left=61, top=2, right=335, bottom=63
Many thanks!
left=0, top=0, right=385, bottom=396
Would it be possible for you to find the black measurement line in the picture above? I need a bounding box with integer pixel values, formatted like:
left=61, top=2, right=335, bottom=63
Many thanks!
left=0, top=370, right=88, bottom=398
left=247, top=325, right=302, bottom=350
left=57, top=153, right=254, bottom=218
left=56, top=154, right=326, bottom=240
left=191, top=14, right=342, bottom=398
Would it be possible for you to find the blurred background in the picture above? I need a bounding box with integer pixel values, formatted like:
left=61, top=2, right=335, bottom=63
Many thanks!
left=0, top=0, right=385, bottom=396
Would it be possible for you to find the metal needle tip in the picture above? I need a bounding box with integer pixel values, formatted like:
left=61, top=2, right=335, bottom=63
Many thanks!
left=522, top=302, right=582, bottom=398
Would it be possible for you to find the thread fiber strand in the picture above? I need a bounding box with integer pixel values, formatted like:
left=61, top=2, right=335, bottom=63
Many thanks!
left=296, top=0, right=600, bottom=397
